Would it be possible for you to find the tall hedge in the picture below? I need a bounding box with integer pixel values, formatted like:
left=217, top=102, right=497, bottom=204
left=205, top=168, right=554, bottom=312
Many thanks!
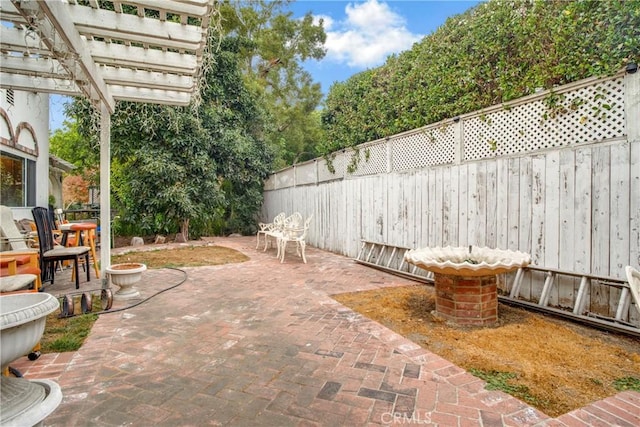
left=320, top=0, right=640, bottom=152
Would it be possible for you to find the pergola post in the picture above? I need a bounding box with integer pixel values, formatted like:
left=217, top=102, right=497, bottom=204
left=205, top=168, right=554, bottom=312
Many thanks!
left=99, top=103, right=111, bottom=286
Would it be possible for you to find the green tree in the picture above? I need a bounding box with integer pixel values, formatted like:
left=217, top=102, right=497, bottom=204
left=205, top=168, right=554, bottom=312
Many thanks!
left=220, top=0, right=327, bottom=169
left=50, top=120, right=97, bottom=178
left=68, top=33, right=273, bottom=239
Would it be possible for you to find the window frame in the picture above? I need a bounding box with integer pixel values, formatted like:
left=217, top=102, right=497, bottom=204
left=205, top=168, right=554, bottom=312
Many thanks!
left=1, top=150, right=36, bottom=207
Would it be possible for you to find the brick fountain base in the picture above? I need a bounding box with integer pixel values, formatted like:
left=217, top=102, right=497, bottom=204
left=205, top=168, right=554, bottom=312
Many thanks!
left=433, top=273, right=498, bottom=326
left=404, top=245, right=531, bottom=327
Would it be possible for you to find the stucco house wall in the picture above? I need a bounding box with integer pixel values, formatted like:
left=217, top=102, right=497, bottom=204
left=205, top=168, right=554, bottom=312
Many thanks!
left=1, top=88, right=52, bottom=220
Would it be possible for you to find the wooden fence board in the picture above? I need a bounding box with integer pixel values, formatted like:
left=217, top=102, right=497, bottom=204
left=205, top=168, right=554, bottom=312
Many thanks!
left=474, top=162, right=487, bottom=246
left=434, top=168, right=444, bottom=247
left=467, top=162, right=479, bottom=246
left=630, top=141, right=640, bottom=323
left=519, top=156, right=533, bottom=300
left=507, top=157, right=520, bottom=252
left=558, top=149, right=577, bottom=308
left=546, top=151, right=561, bottom=305
left=591, top=146, right=611, bottom=314
left=531, top=155, right=546, bottom=299
left=610, top=142, right=630, bottom=277
left=448, top=166, right=460, bottom=246
left=458, top=164, right=469, bottom=247
left=494, top=158, right=508, bottom=250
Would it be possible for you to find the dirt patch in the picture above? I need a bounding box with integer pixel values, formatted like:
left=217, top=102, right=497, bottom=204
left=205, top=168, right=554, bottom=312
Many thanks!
left=333, top=284, right=640, bottom=417
left=111, top=244, right=249, bottom=268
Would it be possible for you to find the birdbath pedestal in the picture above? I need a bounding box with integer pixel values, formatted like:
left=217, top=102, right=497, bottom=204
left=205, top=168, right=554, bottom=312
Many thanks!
left=405, top=246, right=531, bottom=326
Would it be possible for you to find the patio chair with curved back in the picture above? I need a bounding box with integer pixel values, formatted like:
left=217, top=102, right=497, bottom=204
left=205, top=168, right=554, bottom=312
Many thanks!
left=256, top=212, right=285, bottom=249
left=279, top=214, right=313, bottom=264
left=0, top=205, right=42, bottom=291
left=263, top=212, right=298, bottom=251
left=32, top=207, right=91, bottom=289
left=0, top=205, right=35, bottom=251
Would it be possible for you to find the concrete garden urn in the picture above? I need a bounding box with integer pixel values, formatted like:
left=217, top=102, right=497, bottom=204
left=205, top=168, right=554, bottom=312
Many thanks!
left=1, top=292, right=63, bottom=425
left=405, top=246, right=531, bottom=326
left=106, top=262, right=147, bottom=299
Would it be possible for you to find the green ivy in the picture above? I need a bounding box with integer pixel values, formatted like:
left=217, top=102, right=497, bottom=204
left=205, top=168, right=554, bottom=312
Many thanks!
left=320, top=0, right=640, bottom=153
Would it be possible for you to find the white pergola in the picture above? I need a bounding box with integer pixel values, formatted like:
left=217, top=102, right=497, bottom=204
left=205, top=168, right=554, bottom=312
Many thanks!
left=0, top=0, right=216, bottom=281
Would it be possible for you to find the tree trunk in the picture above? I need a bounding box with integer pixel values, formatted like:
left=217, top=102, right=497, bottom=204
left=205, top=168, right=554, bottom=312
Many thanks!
left=176, top=218, right=189, bottom=243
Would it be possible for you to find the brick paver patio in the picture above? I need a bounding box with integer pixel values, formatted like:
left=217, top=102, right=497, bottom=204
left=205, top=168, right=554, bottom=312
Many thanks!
left=9, top=236, right=640, bottom=426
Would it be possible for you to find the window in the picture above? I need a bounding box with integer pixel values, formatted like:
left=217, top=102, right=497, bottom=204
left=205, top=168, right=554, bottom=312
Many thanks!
left=1, top=151, right=35, bottom=207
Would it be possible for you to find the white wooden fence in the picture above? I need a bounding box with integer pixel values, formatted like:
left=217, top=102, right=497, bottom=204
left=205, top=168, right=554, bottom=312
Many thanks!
left=261, top=68, right=640, bottom=323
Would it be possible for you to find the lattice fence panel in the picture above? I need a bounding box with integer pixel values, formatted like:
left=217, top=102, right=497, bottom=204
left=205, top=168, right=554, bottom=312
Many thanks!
left=318, top=151, right=346, bottom=183
left=263, top=175, right=276, bottom=191
left=464, top=77, right=626, bottom=161
left=351, top=140, right=388, bottom=176
left=295, top=162, right=316, bottom=185
left=392, top=123, right=457, bottom=172
left=275, top=168, right=295, bottom=189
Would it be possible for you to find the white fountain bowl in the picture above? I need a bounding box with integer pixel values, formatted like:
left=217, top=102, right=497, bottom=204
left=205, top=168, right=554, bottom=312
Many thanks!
left=1, top=293, right=59, bottom=370
left=405, top=246, right=531, bottom=277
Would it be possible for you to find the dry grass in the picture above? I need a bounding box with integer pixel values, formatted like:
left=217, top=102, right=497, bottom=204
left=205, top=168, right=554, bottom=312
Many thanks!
left=111, top=245, right=249, bottom=268
left=333, top=284, right=640, bottom=417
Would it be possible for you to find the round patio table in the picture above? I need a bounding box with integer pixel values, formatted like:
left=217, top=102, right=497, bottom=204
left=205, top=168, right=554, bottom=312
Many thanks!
left=60, top=222, right=100, bottom=279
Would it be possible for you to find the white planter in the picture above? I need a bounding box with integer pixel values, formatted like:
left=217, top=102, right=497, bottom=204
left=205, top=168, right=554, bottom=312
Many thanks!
left=0, top=293, right=63, bottom=426
left=106, top=263, right=147, bottom=299
left=1, top=293, right=59, bottom=369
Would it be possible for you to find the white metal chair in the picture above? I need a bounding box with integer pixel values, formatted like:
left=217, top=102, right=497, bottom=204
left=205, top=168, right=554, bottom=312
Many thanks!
left=279, top=214, right=313, bottom=264
left=256, top=212, right=285, bottom=249
left=625, top=266, right=640, bottom=315
left=263, top=212, right=303, bottom=260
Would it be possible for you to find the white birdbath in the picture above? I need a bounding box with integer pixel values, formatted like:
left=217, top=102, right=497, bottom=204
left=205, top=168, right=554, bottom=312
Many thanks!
left=405, top=246, right=531, bottom=326
left=106, top=263, right=147, bottom=299
left=1, top=292, right=63, bottom=426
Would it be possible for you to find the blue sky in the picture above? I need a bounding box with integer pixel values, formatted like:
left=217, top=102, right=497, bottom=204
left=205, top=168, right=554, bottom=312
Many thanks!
left=49, top=0, right=482, bottom=131
left=289, top=0, right=482, bottom=94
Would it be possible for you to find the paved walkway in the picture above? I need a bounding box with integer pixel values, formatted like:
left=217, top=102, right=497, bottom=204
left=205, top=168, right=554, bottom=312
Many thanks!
left=10, top=236, right=640, bottom=426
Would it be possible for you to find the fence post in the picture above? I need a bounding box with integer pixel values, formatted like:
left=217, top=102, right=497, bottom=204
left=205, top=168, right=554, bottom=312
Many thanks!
left=386, top=137, right=392, bottom=173
left=454, top=117, right=463, bottom=165
left=626, top=65, right=639, bottom=143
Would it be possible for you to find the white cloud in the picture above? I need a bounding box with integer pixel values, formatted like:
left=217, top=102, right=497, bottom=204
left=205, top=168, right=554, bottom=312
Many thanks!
left=313, top=14, right=334, bottom=29
left=323, top=0, right=423, bottom=69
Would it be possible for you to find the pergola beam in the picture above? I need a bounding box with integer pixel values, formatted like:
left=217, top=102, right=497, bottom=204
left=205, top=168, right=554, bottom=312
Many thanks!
left=108, top=86, right=192, bottom=105
left=87, top=41, right=199, bottom=74
left=36, top=0, right=115, bottom=112
left=101, top=67, right=194, bottom=92
left=70, top=7, right=204, bottom=51
left=0, top=72, right=82, bottom=97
